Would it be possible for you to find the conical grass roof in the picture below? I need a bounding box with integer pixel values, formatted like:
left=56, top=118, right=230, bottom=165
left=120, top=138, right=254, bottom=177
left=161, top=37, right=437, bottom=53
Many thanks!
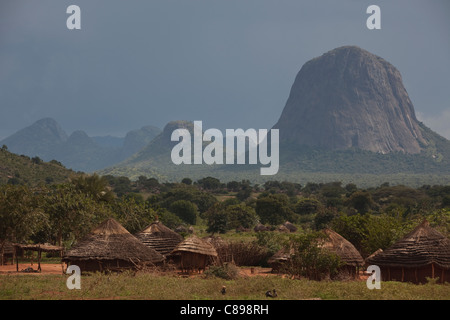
left=365, top=248, right=383, bottom=264
left=135, top=220, right=183, bottom=256
left=268, top=246, right=295, bottom=265
left=171, top=235, right=218, bottom=257
left=63, top=218, right=164, bottom=264
left=321, top=229, right=364, bottom=266
left=366, top=220, right=450, bottom=269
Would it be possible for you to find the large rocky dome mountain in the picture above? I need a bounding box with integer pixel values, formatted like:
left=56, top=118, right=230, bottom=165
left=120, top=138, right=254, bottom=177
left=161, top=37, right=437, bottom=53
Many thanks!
left=101, top=46, right=450, bottom=185
left=273, top=46, right=427, bottom=154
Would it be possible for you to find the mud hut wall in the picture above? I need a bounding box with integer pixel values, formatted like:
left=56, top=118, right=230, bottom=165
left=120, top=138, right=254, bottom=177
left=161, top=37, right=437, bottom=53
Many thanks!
left=66, top=259, right=137, bottom=273
left=335, top=264, right=359, bottom=279
left=380, top=265, right=449, bottom=284
left=180, top=252, right=208, bottom=271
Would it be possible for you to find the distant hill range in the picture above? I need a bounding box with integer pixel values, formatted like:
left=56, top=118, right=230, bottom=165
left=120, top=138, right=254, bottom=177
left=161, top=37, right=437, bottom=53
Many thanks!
left=0, top=118, right=161, bottom=172
left=3, top=46, right=450, bottom=187
left=100, top=46, right=450, bottom=186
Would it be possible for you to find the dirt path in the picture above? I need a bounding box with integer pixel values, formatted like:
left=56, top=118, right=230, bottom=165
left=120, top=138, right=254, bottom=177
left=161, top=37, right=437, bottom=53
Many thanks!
left=239, top=267, right=274, bottom=277
left=0, top=263, right=65, bottom=275
left=0, top=264, right=273, bottom=277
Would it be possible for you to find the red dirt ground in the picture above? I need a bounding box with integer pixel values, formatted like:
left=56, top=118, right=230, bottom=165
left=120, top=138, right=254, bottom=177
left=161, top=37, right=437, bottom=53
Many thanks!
left=0, top=263, right=65, bottom=275
left=0, top=263, right=274, bottom=277
left=0, top=264, right=369, bottom=280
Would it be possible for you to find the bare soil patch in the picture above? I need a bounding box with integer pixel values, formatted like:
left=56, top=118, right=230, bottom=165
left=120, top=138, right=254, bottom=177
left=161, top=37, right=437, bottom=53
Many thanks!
left=0, top=263, right=64, bottom=275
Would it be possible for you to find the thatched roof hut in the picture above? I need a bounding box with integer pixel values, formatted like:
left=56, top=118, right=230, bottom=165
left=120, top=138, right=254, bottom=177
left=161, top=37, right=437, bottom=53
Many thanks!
left=268, top=246, right=295, bottom=273
left=135, top=220, right=183, bottom=258
left=277, top=225, right=290, bottom=233
left=63, top=218, right=164, bottom=272
left=254, top=224, right=270, bottom=232
left=321, top=229, right=364, bottom=267
left=171, top=235, right=218, bottom=273
left=283, top=221, right=298, bottom=233
left=365, top=220, right=450, bottom=283
left=267, top=229, right=364, bottom=276
left=320, top=229, right=364, bottom=279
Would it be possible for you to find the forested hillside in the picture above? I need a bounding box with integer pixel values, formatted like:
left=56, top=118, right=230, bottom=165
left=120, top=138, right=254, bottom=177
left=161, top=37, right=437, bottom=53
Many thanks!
left=0, top=145, right=77, bottom=186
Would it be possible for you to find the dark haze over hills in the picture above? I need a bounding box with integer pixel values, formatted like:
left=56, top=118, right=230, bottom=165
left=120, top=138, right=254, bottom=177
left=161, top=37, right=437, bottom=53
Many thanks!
left=2, top=46, right=450, bottom=186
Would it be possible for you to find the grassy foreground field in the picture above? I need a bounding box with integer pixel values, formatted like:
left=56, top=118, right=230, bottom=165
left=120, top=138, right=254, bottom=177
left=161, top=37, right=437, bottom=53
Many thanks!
left=1, top=271, right=449, bottom=300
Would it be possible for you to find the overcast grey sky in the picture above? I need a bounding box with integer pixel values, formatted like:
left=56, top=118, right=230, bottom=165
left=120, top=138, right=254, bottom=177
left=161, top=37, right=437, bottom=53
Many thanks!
left=1, top=0, right=449, bottom=139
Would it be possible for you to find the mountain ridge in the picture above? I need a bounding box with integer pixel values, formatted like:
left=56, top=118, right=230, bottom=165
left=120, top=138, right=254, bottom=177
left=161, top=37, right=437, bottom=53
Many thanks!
left=99, top=46, right=450, bottom=186
left=0, top=118, right=161, bottom=172
left=3, top=46, right=450, bottom=187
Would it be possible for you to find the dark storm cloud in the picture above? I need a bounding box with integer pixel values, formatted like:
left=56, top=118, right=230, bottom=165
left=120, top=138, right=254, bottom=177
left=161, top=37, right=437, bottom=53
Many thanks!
left=1, top=0, right=449, bottom=139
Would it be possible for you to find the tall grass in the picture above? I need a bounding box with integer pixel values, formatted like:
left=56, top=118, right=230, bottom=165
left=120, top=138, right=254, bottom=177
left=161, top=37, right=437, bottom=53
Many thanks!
left=1, top=271, right=448, bottom=300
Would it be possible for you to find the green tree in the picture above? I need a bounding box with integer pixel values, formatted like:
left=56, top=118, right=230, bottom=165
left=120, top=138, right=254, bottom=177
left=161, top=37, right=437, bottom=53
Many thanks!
left=197, top=177, right=221, bottom=190
left=294, top=198, right=322, bottom=215
left=442, top=196, right=450, bottom=208
left=256, top=194, right=294, bottom=225
left=284, top=232, right=342, bottom=280
left=169, top=200, right=198, bottom=225
left=331, top=213, right=369, bottom=255
left=226, top=180, right=240, bottom=192
left=106, top=175, right=133, bottom=197
left=205, top=202, right=258, bottom=234
left=227, top=204, right=258, bottom=230
left=112, top=197, right=157, bottom=234
left=361, top=214, right=404, bottom=256
left=0, top=185, right=46, bottom=259
left=313, top=207, right=338, bottom=230
left=137, top=176, right=160, bottom=191
left=71, top=173, right=115, bottom=202
left=346, top=190, right=374, bottom=214
left=320, top=181, right=345, bottom=198
left=236, top=186, right=252, bottom=201
left=157, top=208, right=184, bottom=230
left=31, top=156, right=42, bottom=164
left=181, top=178, right=192, bottom=185
left=43, top=184, right=110, bottom=246
left=157, top=184, right=217, bottom=214
left=205, top=203, right=229, bottom=234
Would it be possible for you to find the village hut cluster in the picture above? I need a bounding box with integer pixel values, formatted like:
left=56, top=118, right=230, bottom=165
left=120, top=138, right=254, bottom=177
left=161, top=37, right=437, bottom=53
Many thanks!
left=60, top=218, right=218, bottom=274
left=2, top=217, right=449, bottom=285
left=266, top=220, right=449, bottom=284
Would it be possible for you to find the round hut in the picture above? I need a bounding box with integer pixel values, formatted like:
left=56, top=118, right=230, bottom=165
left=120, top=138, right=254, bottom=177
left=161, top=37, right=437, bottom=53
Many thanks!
left=171, top=235, right=218, bottom=273
left=277, top=225, right=290, bottom=233
left=135, top=220, right=183, bottom=259
left=365, top=220, right=450, bottom=284
left=320, top=228, right=364, bottom=279
left=268, top=246, right=295, bottom=273
left=62, top=218, right=164, bottom=273
left=283, top=221, right=298, bottom=233
left=254, top=224, right=270, bottom=232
